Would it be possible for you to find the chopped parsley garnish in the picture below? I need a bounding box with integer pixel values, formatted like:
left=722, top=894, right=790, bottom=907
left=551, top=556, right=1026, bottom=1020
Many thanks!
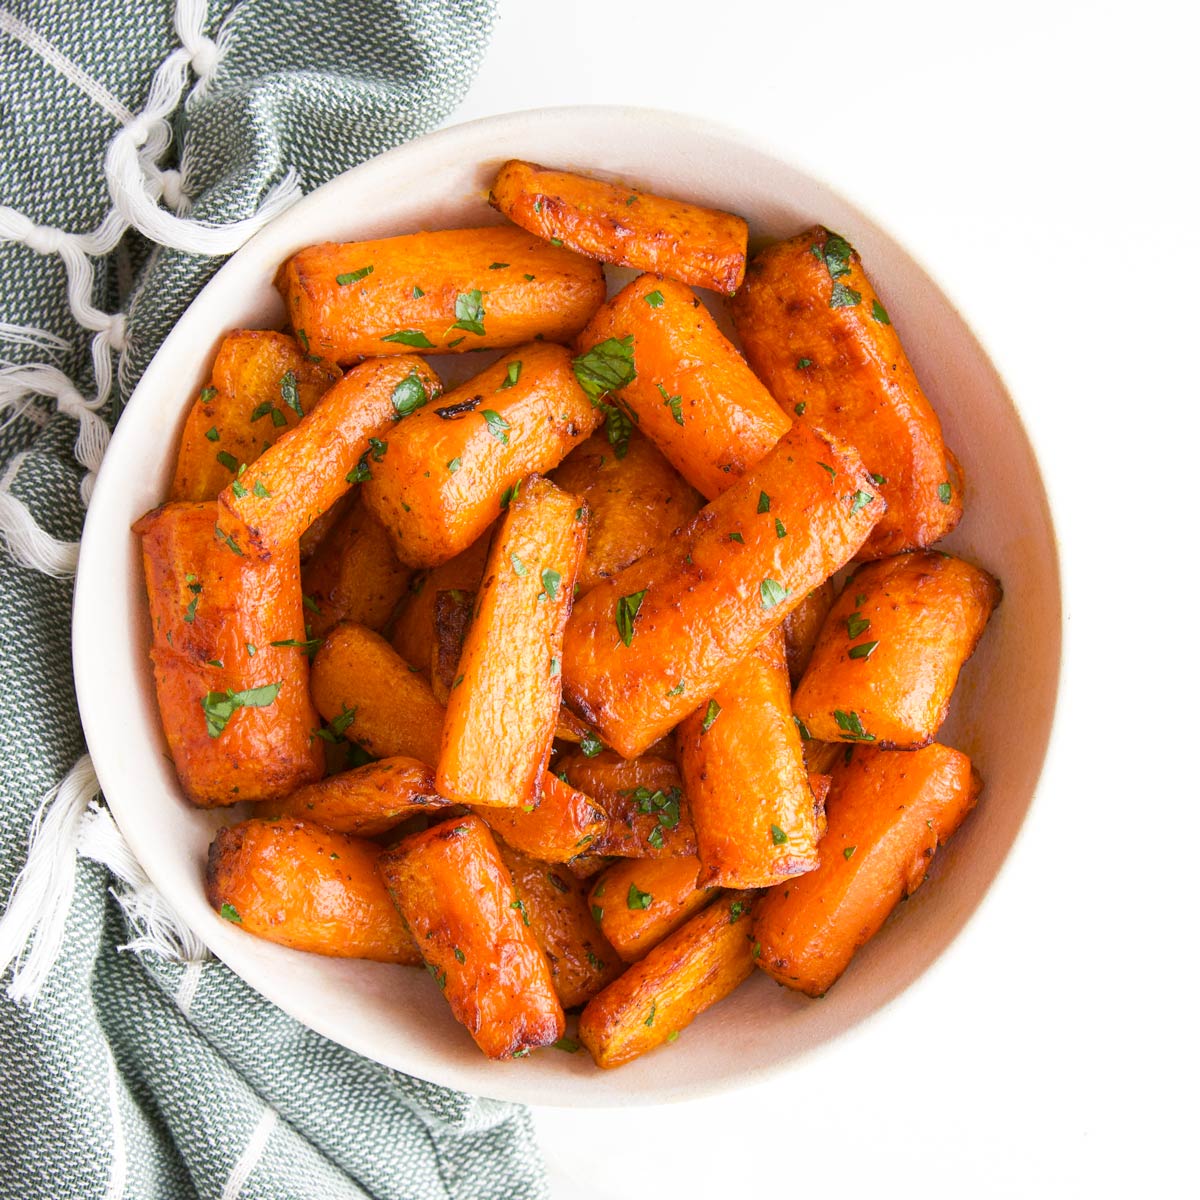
left=314, top=704, right=356, bottom=742
left=303, top=594, right=321, bottom=614
left=219, top=903, right=241, bottom=923
left=450, top=289, right=486, bottom=336
left=774, top=518, right=787, bottom=538
left=216, top=450, right=239, bottom=473
left=871, top=299, right=890, bottom=325
left=701, top=699, right=721, bottom=732
left=644, top=1002, right=657, bottom=1027
left=335, top=265, right=373, bottom=286
left=412, top=285, right=424, bottom=298
left=499, top=480, right=520, bottom=509
left=851, top=490, right=874, bottom=513
left=793, top=716, right=811, bottom=739
left=847, top=612, right=871, bottom=638
left=382, top=329, right=435, bottom=348
left=368, top=437, right=388, bottom=461
left=729, top=531, right=744, bottom=544
left=215, top=526, right=243, bottom=556
left=510, top=897, right=531, bottom=926
left=627, top=883, right=652, bottom=910
left=498, top=361, right=522, bottom=390
left=757, top=491, right=771, bottom=514
left=870, top=472, right=887, bottom=486
left=760, top=578, right=788, bottom=609
left=829, top=282, right=861, bottom=308
left=844, top=846, right=857, bottom=860
left=667, top=681, right=685, bottom=696
left=446, top=456, right=462, bottom=474
left=280, top=370, right=303, bottom=417
left=199, top=386, right=218, bottom=403
left=794, top=402, right=807, bottom=416
left=644, top=290, right=665, bottom=308
left=591, top=903, right=604, bottom=923
left=938, top=482, right=952, bottom=503
left=482, top=409, right=510, bottom=443
left=489, top=262, right=509, bottom=270
left=657, top=383, right=683, bottom=426
left=201, top=682, right=280, bottom=738
left=392, top=372, right=430, bottom=417
left=269, top=637, right=322, bottom=657
left=204, top=426, right=220, bottom=441
left=625, top=785, right=681, bottom=831
left=549, top=657, right=560, bottom=677
left=647, top=825, right=664, bottom=850
left=848, top=640, right=879, bottom=660
left=510, top=553, right=526, bottom=576
left=572, top=336, right=637, bottom=458
left=616, top=589, right=647, bottom=646
left=729, top=899, right=747, bottom=923
left=540, top=568, right=561, bottom=601
left=770, top=824, right=788, bottom=845
left=426, top=963, right=447, bottom=989
left=345, top=457, right=372, bottom=484
left=253, top=480, right=270, bottom=498
left=453, top=946, right=466, bottom=963
left=796, top=358, right=813, bottom=370
left=833, top=709, right=876, bottom=742
left=579, top=729, right=603, bottom=758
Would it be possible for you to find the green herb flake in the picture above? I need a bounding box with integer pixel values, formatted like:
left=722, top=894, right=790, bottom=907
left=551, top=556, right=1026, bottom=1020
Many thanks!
left=246, top=643, right=256, bottom=656
left=368, top=437, right=388, bottom=462
left=453, top=946, right=466, bottom=963
left=796, top=358, right=813, bottom=370
left=392, top=371, right=430, bottom=418
left=216, top=450, right=239, bottom=473
left=499, top=360, right=522, bottom=390
left=844, top=845, right=857, bottom=860
left=489, top=262, right=509, bottom=270
left=647, top=825, right=664, bottom=850
left=793, top=716, right=811, bottom=739
left=426, top=963, right=447, bottom=990
left=643, top=1002, right=657, bottom=1027
left=729, top=899, right=747, bottom=923
left=830, top=282, right=862, bottom=308
left=523, top=272, right=535, bottom=281
left=770, top=824, right=788, bottom=845
left=591, top=903, right=604, bottom=923
left=666, top=1030, right=680, bottom=1043
left=774, top=518, right=787, bottom=539
left=541, top=568, right=562, bottom=601
left=446, top=456, right=462, bottom=474
left=510, top=553, right=526, bottom=576
left=729, top=531, right=744, bottom=544
left=833, top=709, right=876, bottom=742
left=335, top=265, right=374, bottom=286
left=572, top=337, right=637, bottom=457
left=657, top=382, right=683, bottom=426
left=199, top=386, right=218, bottom=403
left=382, top=329, right=435, bottom=348
left=549, top=657, right=560, bottom=677
left=270, top=637, right=322, bottom=657
left=701, top=699, right=721, bottom=732
left=757, top=491, right=771, bottom=514
left=752, top=941, right=762, bottom=959
left=855, top=593, right=868, bottom=607
left=938, top=482, right=952, bottom=503
left=204, top=426, right=220, bottom=442
left=219, top=902, right=242, bottom=923
left=279, top=370, right=303, bottom=418
left=499, top=479, right=521, bottom=509
left=482, top=409, right=510, bottom=443
left=760, top=578, right=788, bottom=609
left=870, top=473, right=887, bottom=486
left=871, top=299, right=891, bottom=325
left=314, top=705, right=356, bottom=743
left=627, top=883, right=652, bottom=910
left=303, top=594, right=321, bottom=614
left=616, top=589, right=647, bottom=646
left=450, top=289, right=486, bottom=336
left=848, top=640, right=879, bottom=660
left=851, top=490, right=874, bottom=514
left=847, top=612, right=871, bottom=638
left=580, top=730, right=603, bottom=758
left=252, top=480, right=270, bottom=498
left=549, top=237, right=563, bottom=247
left=817, top=461, right=836, bottom=478
left=412, top=285, right=424, bottom=298
left=345, top=458, right=372, bottom=484
left=215, top=526, right=244, bottom=556
left=509, top=897, right=531, bottom=927
left=201, top=682, right=281, bottom=738
left=644, top=290, right=665, bottom=308
left=667, top=681, right=685, bottom=697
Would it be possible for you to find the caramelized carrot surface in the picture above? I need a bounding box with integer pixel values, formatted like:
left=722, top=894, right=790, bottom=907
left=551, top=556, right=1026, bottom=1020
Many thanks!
left=491, top=160, right=748, bottom=294
left=170, top=330, right=340, bottom=503
left=732, top=228, right=963, bottom=559
left=783, top=579, right=835, bottom=685
left=206, top=818, right=418, bottom=963
left=753, top=744, right=980, bottom=995
left=561, top=421, right=885, bottom=758
left=437, top=476, right=587, bottom=807
left=135, top=501, right=322, bottom=805
left=278, top=225, right=605, bottom=363
left=378, top=816, right=565, bottom=1059
left=577, top=275, right=790, bottom=500
left=677, top=628, right=819, bottom=889
left=217, top=355, right=442, bottom=562
left=474, top=771, right=608, bottom=863
left=793, top=551, right=1001, bottom=748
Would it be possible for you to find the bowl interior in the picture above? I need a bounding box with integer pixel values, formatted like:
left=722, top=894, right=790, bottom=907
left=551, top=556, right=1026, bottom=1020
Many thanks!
left=74, top=107, right=1061, bottom=1107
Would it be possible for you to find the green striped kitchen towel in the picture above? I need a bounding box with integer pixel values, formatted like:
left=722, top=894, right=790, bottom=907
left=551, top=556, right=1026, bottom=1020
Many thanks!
left=0, top=1, right=550, bottom=1196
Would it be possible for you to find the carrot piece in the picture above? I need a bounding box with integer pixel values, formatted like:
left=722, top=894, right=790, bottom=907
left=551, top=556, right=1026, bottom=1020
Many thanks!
left=497, top=842, right=622, bottom=1009
left=361, top=343, right=601, bottom=567
left=793, top=551, right=1001, bottom=748
left=297, top=493, right=354, bottom=563
left=277, top=226, right=605, bottom=363
left=561, top=421, right=885, bottom=758
left=429, top=587, right=476, bottom=704
left=576, top=275, right=790, bottom=499
left=491, top=160, right=748, bottom=294
left=550, top=429, right=704, bottom=593
left=205, top=818, right=418, bottom=963
left=391, top=529, right=493, bottom=673
left=753, top=744, right=980, bottom=995
left=300, top=495, right=414, bottom=638
left=170, top=330, right=341, bottom=503
left=578, top=891, right=756, bottom=1068
left=135, top=501, right=323, bottom=806
left=558, top=751, right=696, bottom=859
left=378, top=816, right=565, bottom=1059
left=309, top=622, right=445, bottom=767
left=677, top=627, right=819, bottom=889
left=436, top=476, right=587, bottom=807
left=783, top=578, right=835, bottom=685
left=263, top=755, right=452, bottom=837
left=732, top=228, right=964, bottom=559
left=587, top=857, right=717, bottom=963
left=216, top=355, right=442, bottom=562
left=473, top=771, right=608, bottom=863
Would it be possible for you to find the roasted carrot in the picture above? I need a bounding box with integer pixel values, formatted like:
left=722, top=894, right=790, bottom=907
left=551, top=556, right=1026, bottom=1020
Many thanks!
left=361, top=344, right=600, bottom=567
left=437, top=476, right=586, bottom=807
left=793, top=551, right=1001, bottom=748
left=170, top=330, right=341, bottom=503
left=205, top=818, right=418, bottom=963
left=473, top=770, right=608, bottom=863
left=378, top=816, right=565, bottom=1059
left=550, top=429, right=704, bottom=593
left=497, top=843, right=622, bottom=1008
left=216, top=355, right=442, bottom=562
left=264, top=756, right=452, bottom=838
left=587, top=856, right=716, bottom=963
left=491, top=160, right=748, bottom=294
left=677, top=627, right=819, bottom=889
left=309, top=622, right=445, bottom=767
left=578, top=891, right=756, bottom=1068
left=783, top=579, right=835, bottom=685
left=429, top=587, right=476, bottom=704
left=576, top=275, right=790, bottom=499
left=561, top=421, right=884, bottom=758
left=300, top=495, right=413, bottom=638
left=277, top=226, right=606, bottom=363
left=753, top=744, right=980, bottom=995
left=732, top=228, right=964, bottom=559
left=135, top=501, right=323, bottom=806
left=391, top=530, right=492, bottom=672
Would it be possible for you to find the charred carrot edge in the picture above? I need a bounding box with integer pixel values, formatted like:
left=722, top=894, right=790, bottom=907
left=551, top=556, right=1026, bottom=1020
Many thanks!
left=491, top=159, right=748, bottom=294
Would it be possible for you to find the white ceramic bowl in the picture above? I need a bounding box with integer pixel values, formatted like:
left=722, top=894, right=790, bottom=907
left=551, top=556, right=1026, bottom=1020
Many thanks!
left=74, top=107, right=1061, bottom=1106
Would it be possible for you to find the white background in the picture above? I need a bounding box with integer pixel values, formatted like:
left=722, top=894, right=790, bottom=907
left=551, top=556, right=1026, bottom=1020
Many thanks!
left=451, top=2, right=1199, bottom=1196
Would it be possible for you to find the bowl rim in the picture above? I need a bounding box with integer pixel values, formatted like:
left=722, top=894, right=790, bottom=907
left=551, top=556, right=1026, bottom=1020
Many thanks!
left=73, top=103, right=1064, bottom=1107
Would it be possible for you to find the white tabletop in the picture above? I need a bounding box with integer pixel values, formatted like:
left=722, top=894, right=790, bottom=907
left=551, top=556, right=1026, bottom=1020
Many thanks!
left=452, top=3, right=1197, bottom=1195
